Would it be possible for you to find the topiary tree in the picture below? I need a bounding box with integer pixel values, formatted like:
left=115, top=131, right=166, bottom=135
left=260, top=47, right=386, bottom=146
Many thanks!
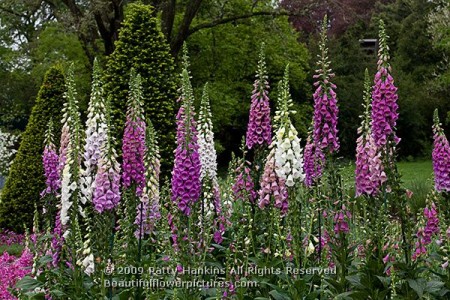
left=0, top=66, right=65, bottom=232
left=104, top=3, right=177, bottom=174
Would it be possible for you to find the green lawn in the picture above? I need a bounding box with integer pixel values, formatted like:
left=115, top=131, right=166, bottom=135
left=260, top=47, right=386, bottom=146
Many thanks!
left=0, top=243, right=24, bottom=256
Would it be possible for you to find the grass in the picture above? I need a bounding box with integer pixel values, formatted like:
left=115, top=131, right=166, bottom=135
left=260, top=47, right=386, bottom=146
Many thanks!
left=0, top=243, right=24, bottom=256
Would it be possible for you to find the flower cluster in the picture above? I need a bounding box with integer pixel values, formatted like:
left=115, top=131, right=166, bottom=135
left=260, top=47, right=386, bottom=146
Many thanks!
left=89, top=93, right=120, bottom=213
left=135, top=123, right=161, bottom=239
left=432, top=109, right=450, bottom=192
left=51, top=211, right=63, bottom=267
left=171, top=50, right=201, bottom=215
left=212, top=185, right=226, bottom=244
left=0, top=230, right=25, bottom=246
left=59, top=64, right=82, bottom=230
left=0, top=128, right=17, bottom=177
left=197, top=84, right=218, bottom=182
left=355, top=69, right=386, bottom=196
left=258, top=150, right=288, bottom=215
left=371, top=20, right=399, bottom=148
left=370, top=68, right=399, bottom=148
left=303, top=134, right=325, bottom=187
left=333, top=205, right=351, bottom=235
left=122, top=70, right=146, bottom=197
left=273, top=66, right=305, bottom=187
left=355, top=135, right=386, bottom=196
left=412, top=202, right=440, bottom=260
left=80, top=59, right=108, bottom=205
left=93, top=157, right=121, bottom=213
left=313, top=16, right=339, bottom=153
left=58, top=123, right=70, bottom=174
left=0, top=248, right=33, bottom=299
left=317, top=228, right=334, bottom=267
left=246, top=43, right=272, bottom=149
left=232, top=148, right=257, bottom=203
left=41, top=120, right=60, bottom=197
left=196, top=84, right=225, bottom=243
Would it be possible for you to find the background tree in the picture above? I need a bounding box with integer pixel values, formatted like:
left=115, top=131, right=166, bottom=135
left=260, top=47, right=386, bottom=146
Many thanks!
left=0, top=66, right=66, bottom=231
left=103, top=3, right=177, bottom=174
left=280, top=0, right=394, bottom=38
left=428, top=0, right=450, bottom=121
left=187, top=13, right=311, bottom=165
left=285, top=0, right=445, bottom=159
left=0, top=0, right=309, bottom=60
left=374, top=0, right=443, bottom=157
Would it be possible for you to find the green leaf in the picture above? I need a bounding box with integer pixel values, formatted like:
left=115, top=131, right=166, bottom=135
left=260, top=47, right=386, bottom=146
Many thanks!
left=375, top=275, right=391, bottom=288
left=426, top=280, right=445, bottom=294
left=346, top=275, right=365, bottom=290
left=15, top=276, right=42, bottom=291
left=38, top=255, right=53, bottom=265
left=24, top=291, right=45, bottom=299
left=269, top=290, right=290, bottom=300
left=50, top=290, right=66, bottom=297
left=408, top=279, right=424, bottom=298
left=211, top=243, right=226, bottom=250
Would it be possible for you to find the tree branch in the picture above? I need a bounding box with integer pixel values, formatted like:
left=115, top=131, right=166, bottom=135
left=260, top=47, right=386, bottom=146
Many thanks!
left=170, top=0, right=202, bottom=56
left=161, top=0, right=176, bottom=40
left=187, top=10, right=304, bottom=37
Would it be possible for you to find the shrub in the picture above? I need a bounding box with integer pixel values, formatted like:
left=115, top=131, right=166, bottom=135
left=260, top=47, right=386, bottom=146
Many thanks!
left=0, top=66, right=65, bottom=231
left=104, top=3, right=177, bottom=174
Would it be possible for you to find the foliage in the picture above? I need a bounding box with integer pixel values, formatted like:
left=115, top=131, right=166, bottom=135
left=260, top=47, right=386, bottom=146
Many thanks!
left=301, top=0, right=445, bottom=158
left=104, top=2, right=177, bottom=174
left=428, top=0, right=450, bottom=98
left=188, top=14, right=311, bottom=163
left=0, top=66, right=66, bottom=231
left=280, top=0, right=394, bottom=37
left=30, top=23, right=91, bottom=109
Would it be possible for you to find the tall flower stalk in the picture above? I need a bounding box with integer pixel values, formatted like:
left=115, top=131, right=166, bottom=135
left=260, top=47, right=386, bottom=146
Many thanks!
left=313, top=15, right=339, bottom=154
left=371, top=20, right=399, bottom=149
left=273, top=65, right=305, bottom=188
left=197, top=84, right=224, bottom=244
left=122, top=70, right=146, bottom=197
left=259, top=66, right=304, bottom=215
left=120, top=69, right=146, bottom=250
left=372, top=20, right=410, bottom=266
left=41, top=119, right=60, bottom=198
left=355, top=69, right=386, bottom=197
left=117, top=70, right=148, bottom=299
left=432, top=109, right=450, bottom=192
left=41, top=119, right=60, bottom=233
left=59, top=64, right=85, bottom=290
left=59, top=64, right=82, bottom=237
left=171, top=46, right=201, bottom=216
left=135, top=121, right=160, bottom=240
left=303, top=129, right=325, bottom=187
left=80, top=58, right=108, bottom=206
left=246, top=43, right=272, bottom=149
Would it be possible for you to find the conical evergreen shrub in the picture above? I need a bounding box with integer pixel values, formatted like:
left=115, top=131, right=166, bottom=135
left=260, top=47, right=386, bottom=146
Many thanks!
left=0, top=66, right=66, bottom=231
left=104, top=3, right=177, bottom=174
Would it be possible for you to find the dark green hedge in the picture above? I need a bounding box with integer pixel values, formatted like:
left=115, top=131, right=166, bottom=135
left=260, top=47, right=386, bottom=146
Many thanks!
left=0, top=66, right=66, bottom=231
